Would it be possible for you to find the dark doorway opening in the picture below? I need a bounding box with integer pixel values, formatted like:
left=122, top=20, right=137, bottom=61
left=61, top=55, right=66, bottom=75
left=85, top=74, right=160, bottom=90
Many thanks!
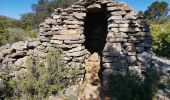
left=84, top=8, right=108, bottom=55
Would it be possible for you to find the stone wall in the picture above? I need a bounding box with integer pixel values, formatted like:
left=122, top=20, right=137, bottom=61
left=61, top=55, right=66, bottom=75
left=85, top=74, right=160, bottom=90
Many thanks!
left=0, top=0, right=152, bottom=99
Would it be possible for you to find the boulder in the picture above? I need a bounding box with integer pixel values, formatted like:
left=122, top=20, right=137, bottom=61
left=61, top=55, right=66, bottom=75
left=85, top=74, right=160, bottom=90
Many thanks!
left=11, top=41, right=28, bottom=51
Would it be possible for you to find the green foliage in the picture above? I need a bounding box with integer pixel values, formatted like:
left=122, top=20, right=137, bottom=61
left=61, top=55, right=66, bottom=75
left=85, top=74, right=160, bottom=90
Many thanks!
left=6, top=49, right=80, bottom=99
left=150, top=21, right=170, bottom=58
left=144, top=1, right=169, bottom=20
left=20, top=0, right=79, bottom=29
left=0, top=30, right=9, bottom=46
left=0, top=16, right=19, bottom=29
left=0, top=28, right=38, bottom=45
left=107, top=69, right=160, bottom=100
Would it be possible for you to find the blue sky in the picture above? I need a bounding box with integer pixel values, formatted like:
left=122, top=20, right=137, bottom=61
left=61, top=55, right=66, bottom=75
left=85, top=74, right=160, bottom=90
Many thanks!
left=0, top=0, right=170, bottom=19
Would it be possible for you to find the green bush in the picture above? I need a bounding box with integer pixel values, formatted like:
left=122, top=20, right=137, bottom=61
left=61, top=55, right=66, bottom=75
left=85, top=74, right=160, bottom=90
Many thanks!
left=0, top=27, right=38, bottom=45
left=6, top=49, right=80, bottom=99
left=0, top=30, right=9, bottom=46
left=150, top=21, right=170, bottom=58
left=107, top=69, right=160, bottom=100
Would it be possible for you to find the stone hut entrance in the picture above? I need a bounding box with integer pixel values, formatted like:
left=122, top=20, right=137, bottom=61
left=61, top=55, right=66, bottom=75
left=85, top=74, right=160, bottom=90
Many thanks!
left=84, top=7, right=108, bottom=56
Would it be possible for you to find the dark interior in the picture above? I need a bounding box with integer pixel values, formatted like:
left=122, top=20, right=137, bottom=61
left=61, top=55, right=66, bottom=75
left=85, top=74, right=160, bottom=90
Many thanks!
left=84, top=8, right=108, bottom=55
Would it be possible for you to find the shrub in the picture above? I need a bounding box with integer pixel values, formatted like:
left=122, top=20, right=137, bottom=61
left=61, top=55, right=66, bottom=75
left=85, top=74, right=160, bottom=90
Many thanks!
left=6, top=49, right=80, bottom=99
left=0, top=27, right=38, bottom=45
left=150, top=21, right=170, bottom=58
left=107, top=69, right=160, bottom=100
left=0, top=30, right=9, bottom=46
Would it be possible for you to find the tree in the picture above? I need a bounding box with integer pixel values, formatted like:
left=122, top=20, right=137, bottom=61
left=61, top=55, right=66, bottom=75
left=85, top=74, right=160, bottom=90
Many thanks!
left=144, top=1, right=169, bottom=20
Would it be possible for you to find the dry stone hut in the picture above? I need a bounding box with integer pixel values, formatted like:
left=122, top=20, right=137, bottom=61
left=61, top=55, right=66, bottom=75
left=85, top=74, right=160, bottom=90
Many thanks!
left=39, top=0, right=152, bottom=74
left=0, top=0, right=152, bottom=99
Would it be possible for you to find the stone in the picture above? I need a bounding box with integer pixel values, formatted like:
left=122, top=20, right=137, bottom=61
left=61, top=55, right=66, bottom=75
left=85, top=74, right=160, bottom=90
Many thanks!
left=111, top=11, right=126, bottom=16
left=53, top=15, right=61, bottom=19
left=124, top=14, right=137, bottom=20
left=72, top=56, right=86, bottom=62
left=73, top=12, right=86, bottom=20
left=110, top=28, right=119, bottom=32
left=42, top=42, right=52, bottom=47
left=53, top=44, right=82, bottom=49
left=0, top=54, right=4, bottom=62
left=51, top=25, right=64, bottom=31
left=107, top=6, right=122, bottom=11
left=67, top=46, right=85, bottom=53
left=129, top=66, right=141, bottom=75
left=107, top=32, right=115, bottom=39
left=15, top=68, right=29, bottom=76
left=108, top=24, right=119, bottom=28
left=102, top=57, right=115, bottom=63
left=87, top=3, right=101, bottom=9
left=114, top=32, right=128, bottom=38
left=28, top=41, right=41, bottom=48
left=1, top=48, right=15, bottom=56
left=11, top=41, right=28, bottom=51
left=54, top=29, right=81, bottom=35
left=67, top=25, right=80, bottom=29
left=65, top=49, right=87, bottom=57
left=52, top=34, right=85, bottom=41
left=126, top=45, right=135, bottom=51
left=64, top=39, right=85, bottom=44
left=119, top=24, right=129, bottom=27
left=108, top=16, right=122, bottom=21
left=38, top=36, right=50, bottom=42
left=103, top=62, right=124, bottom=69
left=64, top=20, right=84, bottom=25
left=119, top=27, right=140, bottom=32
left=44, top=18, right=57, bottom=25
left=128, top=52, right=136, bottom=56
left=2, top=58, right=16, bottom=66
left=62, top=56, right=72, bottom=61
left=36, top=45, right=45, bottom=51
left=9, top=51, right=27, bottom=58
left=114, top=20, right=136, bottom=24
left=103, top=43, right=121, bottom=53
left=50, top=40, right=63, bottom=44
left=33, top=49, right=47, bottom=58
left=137, top=52, right=152, bottom=64
left=127, top=56, right=137, bottom=64
left=136, top=46, right=145, bottom=53
left=14, top=56, right=29, bottom=67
